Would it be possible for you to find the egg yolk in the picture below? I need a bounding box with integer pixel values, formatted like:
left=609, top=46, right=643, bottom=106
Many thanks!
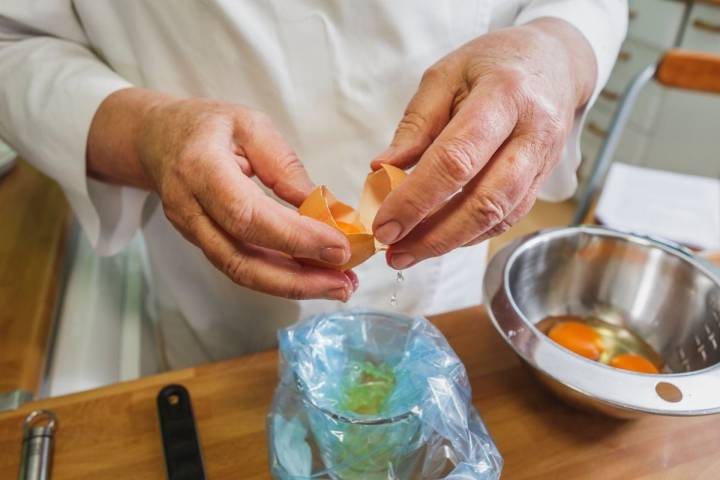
left=335, top=221, right=364, bottom=234
left=609, top=353, right=659, bottom=374
left=548, top=321, right=604, bottom=361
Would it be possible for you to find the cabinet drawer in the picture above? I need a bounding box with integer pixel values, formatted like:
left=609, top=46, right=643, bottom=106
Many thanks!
left=596, top=40, right=664, bottom=132
left=628, top=0, right=685, bottom=49
left=644, top=88, right=720, bottom=178
left=605, top=40, right=661, bottom=93
left=581, top=109, right=649, bottom=171
left=578, top=128, right=602, bottom=182
left=593, top=83, right=663, bottom=133
left=681, top=3, right=720, bottom=52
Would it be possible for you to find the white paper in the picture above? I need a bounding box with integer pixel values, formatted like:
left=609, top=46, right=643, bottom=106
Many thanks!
left=595, top=163, right=720, bottom=250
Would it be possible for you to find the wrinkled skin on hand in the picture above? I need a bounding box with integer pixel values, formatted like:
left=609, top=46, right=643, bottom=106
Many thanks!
left=371, top=18, right=597, bottom=270
left=89, top=91, right=357, bottom=300
left=137, top=99, right=361, bottom=300
left=87, top=17, right=596, bottom=298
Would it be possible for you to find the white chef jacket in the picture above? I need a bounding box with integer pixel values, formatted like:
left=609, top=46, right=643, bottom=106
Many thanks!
left=0, top=1, right=626, bottom=368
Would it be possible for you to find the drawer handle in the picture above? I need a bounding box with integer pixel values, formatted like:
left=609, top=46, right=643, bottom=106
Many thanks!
left=618, top=50, right=631, bottom=62
left=629, top=9, right=637, bottom=20
left=693, top=19, right=720, bottom=34
left=587, top=121, right=608, bottom=139
left=600, top=89, right=621, bottom=102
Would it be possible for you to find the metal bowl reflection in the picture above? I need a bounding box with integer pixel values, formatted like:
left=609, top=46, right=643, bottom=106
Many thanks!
left=483, top=226, right=720, bottom=417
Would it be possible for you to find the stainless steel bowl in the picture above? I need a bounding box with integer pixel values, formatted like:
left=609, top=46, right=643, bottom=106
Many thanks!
left=483, top=225, right=720, bottom=417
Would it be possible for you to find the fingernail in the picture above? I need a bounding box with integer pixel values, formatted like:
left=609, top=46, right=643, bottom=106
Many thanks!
left=325, top=286, right=349, bottom=302
left=345, top=271, right=359, bottom=292
left=375, top=221, right=402, bottom=244
left=390, top=252, right=415, bottom=269
left=320, top=246, right=350, bottom=265
left=372, top=148, right=394, bottom=167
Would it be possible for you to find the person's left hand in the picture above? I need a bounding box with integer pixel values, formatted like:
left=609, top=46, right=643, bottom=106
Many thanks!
left=371, top=18, right=597, bottom=269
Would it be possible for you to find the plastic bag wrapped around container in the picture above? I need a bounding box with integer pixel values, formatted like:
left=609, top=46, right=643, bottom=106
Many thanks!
left=267, top=309, right=503, bottom=479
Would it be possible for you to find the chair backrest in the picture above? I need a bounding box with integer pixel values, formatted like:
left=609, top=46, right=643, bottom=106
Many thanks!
left=656, top=49, right=720, bottom=95
left=572, top=48, right=720, bottom=225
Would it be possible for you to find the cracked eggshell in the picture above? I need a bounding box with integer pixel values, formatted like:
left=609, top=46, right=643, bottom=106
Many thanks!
left=298, top=186, right=375, bottom=271
left=298, top=164, right=407, bottom=271
left=358, top=164, right=407, bottom=250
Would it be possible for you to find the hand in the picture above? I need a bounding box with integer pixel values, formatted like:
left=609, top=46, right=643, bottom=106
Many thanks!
left=88, top=90, right=356, bottom=300
left=371, top=18, right=597, bottom=269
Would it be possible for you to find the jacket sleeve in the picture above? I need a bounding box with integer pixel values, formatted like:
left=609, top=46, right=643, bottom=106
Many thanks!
left=0, top=1, right=146, bottom=255
left=515, top=0, right=628, bottom=201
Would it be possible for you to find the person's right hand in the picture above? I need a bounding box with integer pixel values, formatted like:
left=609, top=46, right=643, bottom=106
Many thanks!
left=88, top=89, right=356, bottom=301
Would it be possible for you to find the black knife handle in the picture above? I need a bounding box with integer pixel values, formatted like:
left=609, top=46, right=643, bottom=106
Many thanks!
left=157, top=384, right=206, bottom=480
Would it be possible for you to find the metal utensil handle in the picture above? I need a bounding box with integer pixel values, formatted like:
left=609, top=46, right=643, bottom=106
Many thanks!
left=19, top=410, right=57, bottom=480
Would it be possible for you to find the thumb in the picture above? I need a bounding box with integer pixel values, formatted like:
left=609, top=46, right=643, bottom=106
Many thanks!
left=238, top=110, right=315, bottom=207
left=371, top=67, right=455, bottom=171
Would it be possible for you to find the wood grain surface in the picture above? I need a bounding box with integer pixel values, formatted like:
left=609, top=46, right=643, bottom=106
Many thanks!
left=488, top=200, right=575, bottom=257
left=0, top=159, right=69, bottom=395
left=1, top=307, right=719, bottom=479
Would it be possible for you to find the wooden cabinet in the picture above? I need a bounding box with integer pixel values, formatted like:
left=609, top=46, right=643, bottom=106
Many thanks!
left=598, top=40, right=666, bottom=132
left=0, top=160, right=69, bottom=410
left=684, top=3, right=720, bottom=52
left=580, top=0, right=720, bottom=184
left=628, top=0, right=686, bottom=48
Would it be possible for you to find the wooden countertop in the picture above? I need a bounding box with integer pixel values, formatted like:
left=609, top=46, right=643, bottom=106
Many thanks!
left=1, top=306, right=719, bottom=479
left=0, top=159, right=69, bottom=397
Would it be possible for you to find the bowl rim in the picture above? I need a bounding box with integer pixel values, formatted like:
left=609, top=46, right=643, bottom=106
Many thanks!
left=510, top=226, right=720, bottom=379
left=484, top=225, right=720, bottom=416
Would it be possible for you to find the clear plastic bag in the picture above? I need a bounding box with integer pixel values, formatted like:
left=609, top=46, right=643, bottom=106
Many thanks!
left=267, top=309, right=503, bottom=479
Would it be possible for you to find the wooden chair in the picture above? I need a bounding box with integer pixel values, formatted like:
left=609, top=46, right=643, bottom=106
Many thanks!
left=573, top=49, right=720, bottom=225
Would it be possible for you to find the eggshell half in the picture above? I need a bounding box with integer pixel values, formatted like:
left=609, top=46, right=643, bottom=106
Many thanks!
left=298, top=164, right=407, bottom=270
left=298, top=186, right=375, bottom=270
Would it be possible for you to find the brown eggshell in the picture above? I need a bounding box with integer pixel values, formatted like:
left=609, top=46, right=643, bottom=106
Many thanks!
left=297, top=164, right=407, bottom=271
left=298, top=186, right=375, bottom=270
left=358, top=164, right=407, bottom=250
